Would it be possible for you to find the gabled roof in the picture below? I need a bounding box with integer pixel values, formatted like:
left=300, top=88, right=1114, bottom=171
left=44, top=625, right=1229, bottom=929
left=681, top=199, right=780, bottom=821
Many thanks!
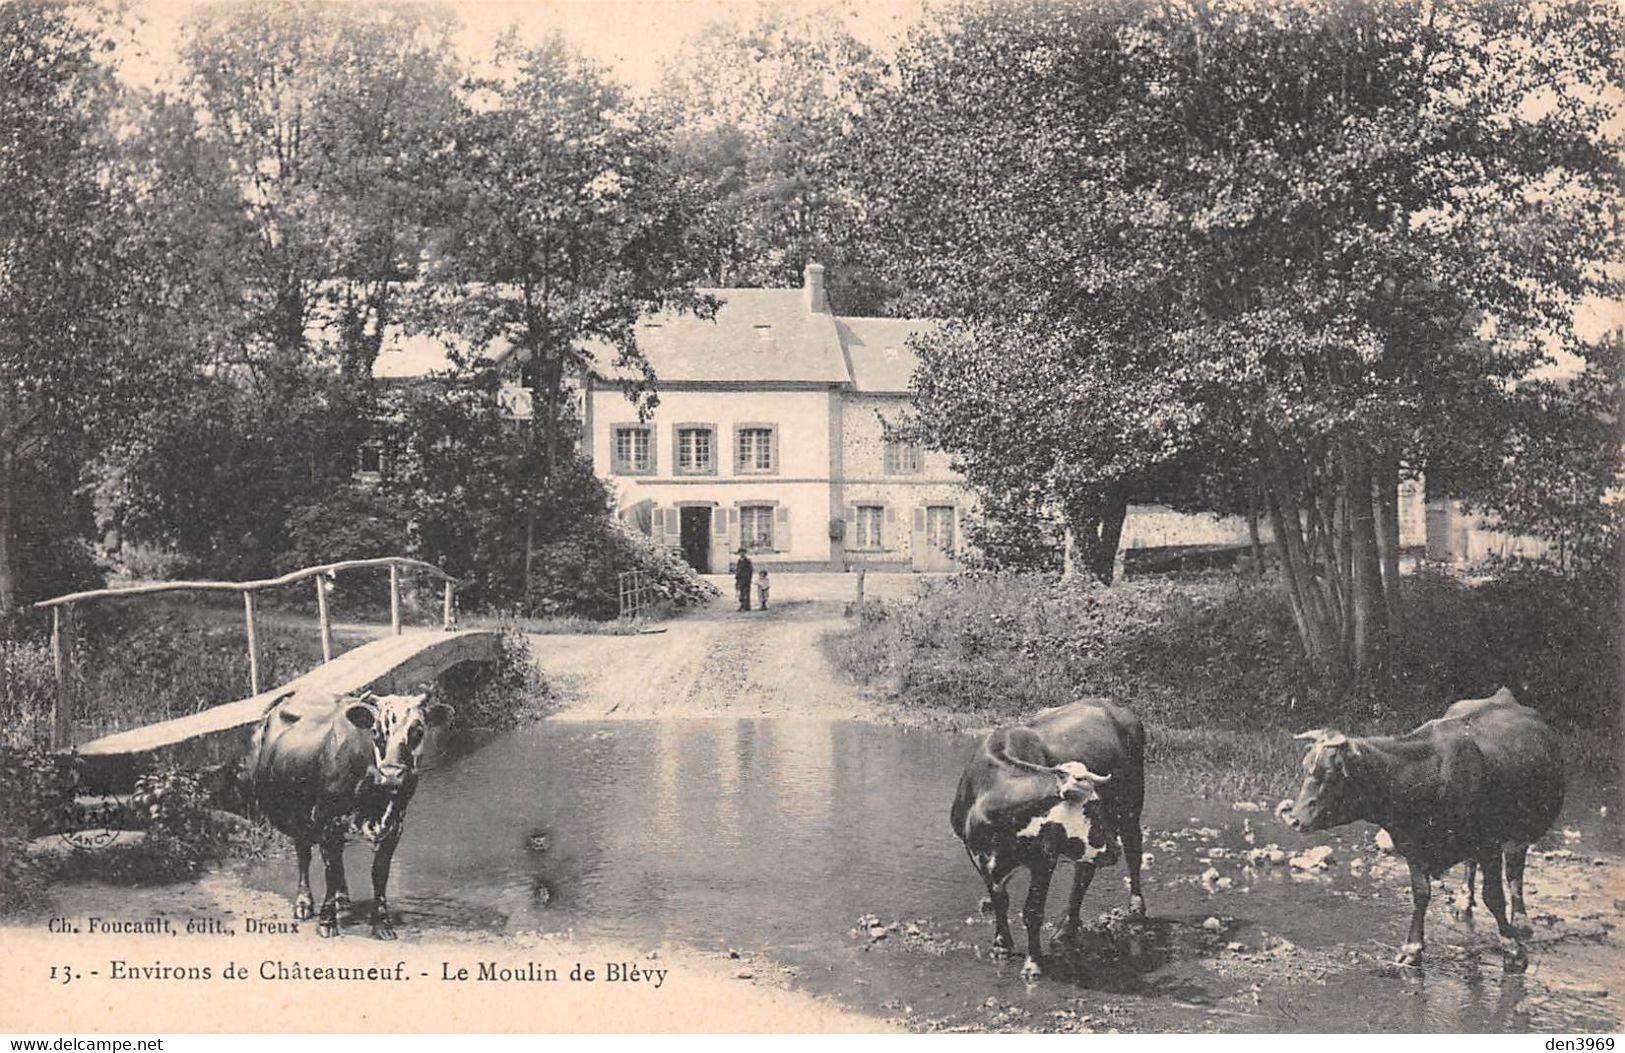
left=344, top=267, right=940, bottom=391
left=835, top=316, right=935, bottom=394
left=586, top=287, right=851, bottom=386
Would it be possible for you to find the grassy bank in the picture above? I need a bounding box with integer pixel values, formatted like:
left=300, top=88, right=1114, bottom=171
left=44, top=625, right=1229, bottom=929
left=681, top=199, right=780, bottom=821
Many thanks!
left=831, top=565, right=1620, bottom=799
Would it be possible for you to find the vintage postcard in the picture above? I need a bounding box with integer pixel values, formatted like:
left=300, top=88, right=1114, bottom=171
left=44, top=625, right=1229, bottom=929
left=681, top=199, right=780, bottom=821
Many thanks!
left=1, top=0, right=1619, bottom=1038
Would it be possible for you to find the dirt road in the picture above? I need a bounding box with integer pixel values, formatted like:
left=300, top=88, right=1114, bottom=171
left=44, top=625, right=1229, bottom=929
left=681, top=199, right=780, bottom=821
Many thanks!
left=535, top=573, right=919, bottom=722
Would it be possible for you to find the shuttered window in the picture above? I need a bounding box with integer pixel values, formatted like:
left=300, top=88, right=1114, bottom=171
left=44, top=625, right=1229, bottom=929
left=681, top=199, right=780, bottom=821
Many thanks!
left=926, top=505, right=956, bottom=552
left=855, top=505, right=884, bottom=549
left=740, top=505, right=774, bottom=551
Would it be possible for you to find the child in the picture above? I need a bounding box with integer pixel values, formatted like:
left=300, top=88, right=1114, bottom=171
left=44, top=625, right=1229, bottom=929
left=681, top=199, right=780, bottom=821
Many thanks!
left=755, top=567, right=771, bottom=610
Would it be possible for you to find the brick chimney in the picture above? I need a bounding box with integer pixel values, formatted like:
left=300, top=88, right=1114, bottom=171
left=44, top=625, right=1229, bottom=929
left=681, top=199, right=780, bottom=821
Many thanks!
left=803, top=261, right=828, bottom=314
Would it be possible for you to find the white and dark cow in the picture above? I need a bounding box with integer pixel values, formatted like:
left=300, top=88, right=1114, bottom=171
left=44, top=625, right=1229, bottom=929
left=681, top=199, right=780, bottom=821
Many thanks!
left=245, top=689, right=451, bottom=939
left=950, top=699, right=1147, bottom=978
left=1284, top=687, right=1564, bottom=969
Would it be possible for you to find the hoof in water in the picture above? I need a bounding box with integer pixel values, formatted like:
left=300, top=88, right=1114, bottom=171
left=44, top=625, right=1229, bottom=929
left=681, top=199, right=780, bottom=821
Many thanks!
left=1499, top=936, right=1527, bottom=972
left=372, top=921, right=397, bottom=941
left=294, top=894, right=314, bottom=921
left=1128, top=894, right=1147, bottom=919
left=1395, top=943, right=1423, bottom=968
left=1511, top=912, right=1534, bottom=938
left=1020, top=957, right=1043, bottom=980
left=318, top=915, right=340, bottom=939
left=989, top=937, right=1015, bottom=960
left=332, top=892, right=352, bottom=914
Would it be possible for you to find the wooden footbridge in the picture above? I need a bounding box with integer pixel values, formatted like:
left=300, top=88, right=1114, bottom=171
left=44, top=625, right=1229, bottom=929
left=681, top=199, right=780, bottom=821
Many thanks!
left=33, top=557, right=502, bottom=786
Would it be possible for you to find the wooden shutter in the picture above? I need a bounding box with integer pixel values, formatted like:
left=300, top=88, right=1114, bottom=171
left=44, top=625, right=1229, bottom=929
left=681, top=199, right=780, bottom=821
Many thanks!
left=911, top=506, right=928, bottom=567
left=727, top=506, right=740, bottom=554
left=663, top=507, right=681, bottom=547
left=769, top=426, right=780, bottom=473
left=882, top=506, right=896, bottom=550
left=713, top=508, right=728, bottom=539
left=844, top=505, right=856, bottom=546
left=775, top=505, right=791, bottom=553
left=883, top=442, right=897, bottom=474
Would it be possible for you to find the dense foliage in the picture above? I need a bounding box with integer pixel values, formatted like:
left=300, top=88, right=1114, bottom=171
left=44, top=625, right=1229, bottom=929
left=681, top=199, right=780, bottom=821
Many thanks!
left=833, top=564, right=1620, bottom=735
left=848, top=0, right=1623, bottom=686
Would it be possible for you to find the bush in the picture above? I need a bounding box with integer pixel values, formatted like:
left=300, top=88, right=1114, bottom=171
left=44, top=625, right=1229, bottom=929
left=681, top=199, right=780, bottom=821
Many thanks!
left=524, top=520, right=719, bottom=620
left=0, top=638, right=57, bottom=749
left=832, top=565, right=1621, bottom=735
left=0, top=745, right=78, bottom=913
left=436, top=629, right=556, bottom=730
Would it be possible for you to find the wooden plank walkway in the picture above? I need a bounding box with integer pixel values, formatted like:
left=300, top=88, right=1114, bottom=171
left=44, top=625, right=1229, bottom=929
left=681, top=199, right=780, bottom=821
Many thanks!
left=71, top=629, right=502, bottom=788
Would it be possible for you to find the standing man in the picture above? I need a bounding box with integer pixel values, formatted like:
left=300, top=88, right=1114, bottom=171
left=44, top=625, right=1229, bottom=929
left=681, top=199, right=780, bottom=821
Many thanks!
left=734, top=547, right=754, bottom=611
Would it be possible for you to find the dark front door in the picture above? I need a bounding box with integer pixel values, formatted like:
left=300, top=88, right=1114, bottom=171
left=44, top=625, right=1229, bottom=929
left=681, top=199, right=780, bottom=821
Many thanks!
left=679, top=506, right=712, bottom=573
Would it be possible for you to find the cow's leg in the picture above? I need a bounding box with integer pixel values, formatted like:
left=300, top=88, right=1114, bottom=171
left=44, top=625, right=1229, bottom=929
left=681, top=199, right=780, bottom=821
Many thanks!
left=1121, top=821, right=1147, bottom=919
left=969, top=846, right=1018, bottom=956
left=1504, top=843, right=1532, bottom=935
left=1059, top=862, right=1097, bottom=941
left=1454, top=859, right=1478, bottom=917
left=1476, top=848, right=1526, bottom=970
left=317, top=836, right=347, bottom=938
left=1397, top=858, right=1431, bottom=966
left=369, top=830, right=403, bottom=940
left=293, top=839, right=315, bottom=921
left=1020, top=857, right=1056, bottom=979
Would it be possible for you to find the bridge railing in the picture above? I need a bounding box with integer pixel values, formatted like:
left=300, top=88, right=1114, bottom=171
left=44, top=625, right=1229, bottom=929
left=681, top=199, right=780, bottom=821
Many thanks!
left=32, top=557, right=460, bottom=748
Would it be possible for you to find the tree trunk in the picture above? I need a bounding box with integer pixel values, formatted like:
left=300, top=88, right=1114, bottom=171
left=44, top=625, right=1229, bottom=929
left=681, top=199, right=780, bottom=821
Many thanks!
left=1343, top=442, right=1387, bottom=684
left=1262, top=459, right=1342, bottom=679
left=1246, top=492, right=1266, bottom=580
left=1372, top=446, right=1403, bottom=631
left=1061, top=524, right=1076, bottom=583
left=1089, top=488, right=1129, bottom=584
left=1061, top=489, right=1129, bottom=586
left=0, top=451, right=15, bottom=615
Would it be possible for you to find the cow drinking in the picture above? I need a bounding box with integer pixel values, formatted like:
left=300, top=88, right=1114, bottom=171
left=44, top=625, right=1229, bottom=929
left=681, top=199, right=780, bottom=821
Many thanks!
left=245, top=689, right=452, bottom=939
left=950, top=699, right=1147, bottom=978
left=1284, top=687, right=1563, bottom=969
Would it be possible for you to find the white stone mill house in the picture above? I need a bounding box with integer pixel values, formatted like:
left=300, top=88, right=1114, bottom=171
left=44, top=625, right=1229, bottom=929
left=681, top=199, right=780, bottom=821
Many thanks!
left=581, top=263, right=967, bottom=573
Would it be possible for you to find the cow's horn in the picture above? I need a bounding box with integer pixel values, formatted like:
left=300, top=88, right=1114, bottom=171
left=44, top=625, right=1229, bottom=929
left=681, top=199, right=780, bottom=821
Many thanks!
left=1292, top=729, right=1327, bottom=742
left=1058, top=762, right=1112, bottom=785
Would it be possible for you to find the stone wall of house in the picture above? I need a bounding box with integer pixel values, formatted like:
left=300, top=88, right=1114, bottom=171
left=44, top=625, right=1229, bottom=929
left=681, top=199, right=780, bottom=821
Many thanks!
left=835, top=392, right=973, bottom=570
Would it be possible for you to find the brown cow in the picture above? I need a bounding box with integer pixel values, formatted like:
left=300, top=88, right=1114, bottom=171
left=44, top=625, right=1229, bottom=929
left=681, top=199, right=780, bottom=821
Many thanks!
left=245, top=690, right=451, bottom=939
left=1284, top=687, right=1563, bottom=969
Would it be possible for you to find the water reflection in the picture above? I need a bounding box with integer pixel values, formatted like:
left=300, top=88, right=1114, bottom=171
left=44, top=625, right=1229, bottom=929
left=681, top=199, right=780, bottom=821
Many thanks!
left=242, top=717, right=1621, bottom=1033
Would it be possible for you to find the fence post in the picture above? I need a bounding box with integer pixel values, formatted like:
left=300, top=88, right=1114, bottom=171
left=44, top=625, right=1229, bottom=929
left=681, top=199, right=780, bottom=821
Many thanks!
left=315, top=574, right=333, bottom=662
left=389, top=563, right=402, bottom=635
left=243, top=591, right=262, bottom=696
left=855, top=568, right=866, bottom=613
left=50, top=604, right=74, bottom=749
left=442, top=580, right=455, bottom=630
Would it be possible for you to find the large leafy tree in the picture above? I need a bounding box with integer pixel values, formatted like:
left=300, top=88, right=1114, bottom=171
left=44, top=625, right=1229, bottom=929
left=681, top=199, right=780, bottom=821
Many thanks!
left=649, top=9, right=887, bottom=311
left=854, top=0, right=1622, bottom=685
left=105, top=2, right=464, bottom=575
left=427, top=31, right=712, bottom=589
left=850, top=1, right=1204, bottom=583
left=0, top=1, right=202, bottom=611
